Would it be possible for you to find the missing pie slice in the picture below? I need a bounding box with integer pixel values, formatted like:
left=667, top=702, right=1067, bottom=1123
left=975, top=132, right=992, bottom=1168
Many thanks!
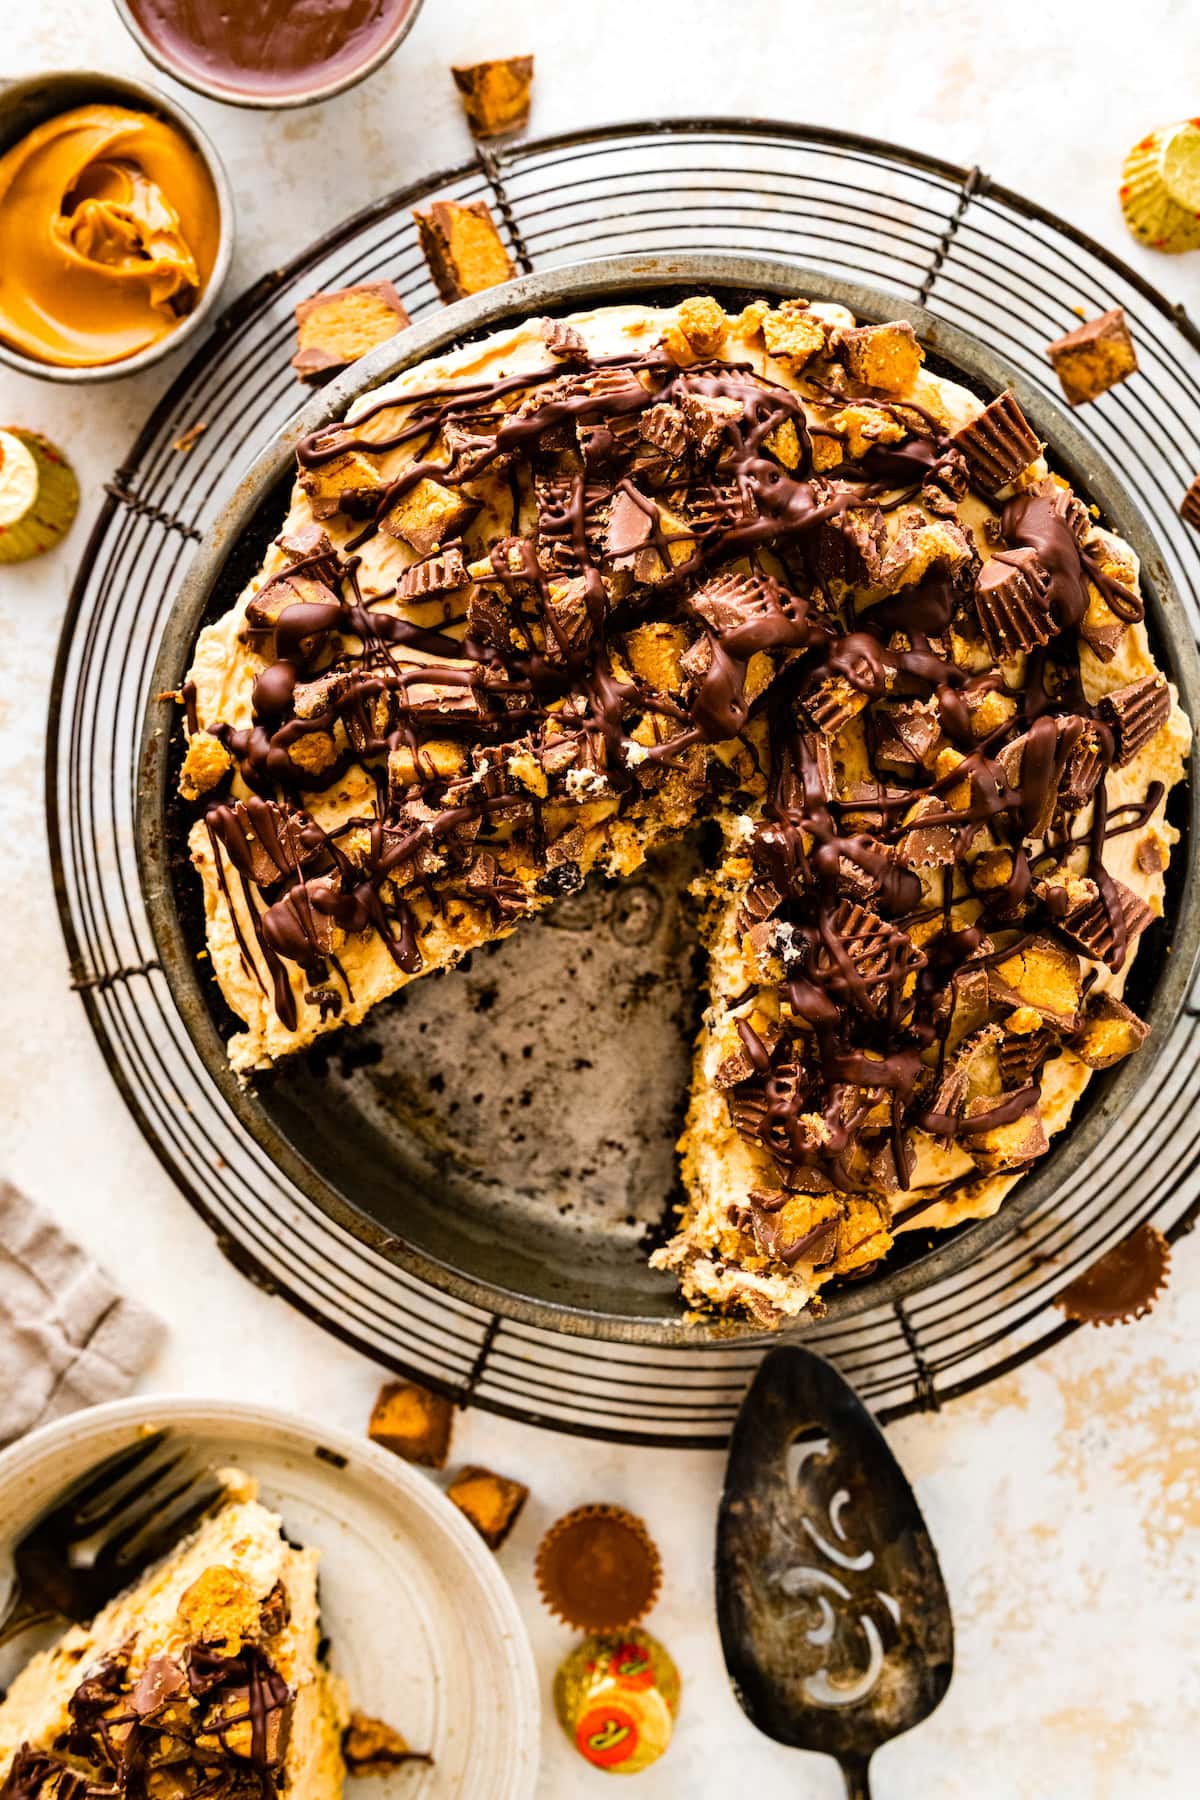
left=175, top=294, right=1189, bottom=1327
left=0, top=1475, right=350, bottom=1797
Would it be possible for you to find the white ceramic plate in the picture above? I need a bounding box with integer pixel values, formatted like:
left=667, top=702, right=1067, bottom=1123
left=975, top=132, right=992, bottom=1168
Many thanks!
left=0, top=1397, right=539, bottom=1799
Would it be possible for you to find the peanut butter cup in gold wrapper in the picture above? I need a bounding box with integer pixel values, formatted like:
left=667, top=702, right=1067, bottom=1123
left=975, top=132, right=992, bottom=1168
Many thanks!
left=0, top=427, right=79, bottom=564
left=1120, top=121, right=1200, bottom=254
left=554, top=1629, right=680, bottom=1775
left=535, top=1504, right=661, bottom=1632
left=1055, top=1223, right=1170, bottom=1326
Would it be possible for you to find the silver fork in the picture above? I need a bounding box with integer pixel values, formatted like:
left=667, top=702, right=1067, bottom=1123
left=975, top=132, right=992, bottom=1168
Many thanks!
left=0, top=1432, right=226, bottom=1647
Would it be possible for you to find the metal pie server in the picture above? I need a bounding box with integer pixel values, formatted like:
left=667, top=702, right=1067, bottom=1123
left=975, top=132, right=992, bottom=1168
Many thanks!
left=716, top=1346, right=953, bottom=1797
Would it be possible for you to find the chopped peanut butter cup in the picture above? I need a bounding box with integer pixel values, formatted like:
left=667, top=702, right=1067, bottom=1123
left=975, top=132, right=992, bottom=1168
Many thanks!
left=640, top=401, right=691, bottom=459
left=291, top=281, right=410, bottom=383
left=1096, top=673, right=1171, bottom=765
left=974, top=547, right=1053, bottom=658
left=396, top=546, right=469, bottom=600
left=996, top=1025, right=1056, bottom=1089
left=1070, top=992, right=1150, bottom=1069
left=297, top=448, right=382, bottom=520
left=368, top=1378, right=454, bottom=1468
left=1047, top=308, right=1138, bottom=406
left=1059, top=720, right=1106, bottom=810
left=446, top=1465, right=530, bottom=1549
left=451, top=56, right=534, bottom=138
left=950, top=390, right=1042, bottom=491
left=1057, top=878, right=1155, bottom=972
left=414, top=199, right=514, bottom=302
left=835, top=319, right=924, bottom=392
left=343, top=1710, right=432, bottom=1774
left=814, top=898, right=925, bottom=1010
left=541, top=315, right=588, bottom=362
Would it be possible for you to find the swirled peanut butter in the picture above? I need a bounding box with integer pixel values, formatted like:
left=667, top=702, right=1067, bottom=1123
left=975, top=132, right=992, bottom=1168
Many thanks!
left=0, top=104, right=220, bottom=368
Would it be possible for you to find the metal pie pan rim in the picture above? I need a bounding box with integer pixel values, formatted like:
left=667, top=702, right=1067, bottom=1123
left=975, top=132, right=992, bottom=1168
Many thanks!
left=137, top=250, right=1200, bottom=1348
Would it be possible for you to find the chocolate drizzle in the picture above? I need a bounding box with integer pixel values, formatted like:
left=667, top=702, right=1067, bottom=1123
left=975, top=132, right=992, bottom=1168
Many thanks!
left=7, top=1635, right=296, bottom=1799
left=1, top=1749, right=93, bottom=1798
left=180, top=305, right=1174, bottom=1261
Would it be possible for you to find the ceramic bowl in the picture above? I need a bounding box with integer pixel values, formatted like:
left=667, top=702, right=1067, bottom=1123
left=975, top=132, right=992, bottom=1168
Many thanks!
left=0, top=69, right=234, bottom=384
left=112, top=0, right=426, bottom=111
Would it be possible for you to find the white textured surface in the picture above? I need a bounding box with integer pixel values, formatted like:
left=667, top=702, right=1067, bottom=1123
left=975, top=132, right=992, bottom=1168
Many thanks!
left=3, top=2, right=1200, bottom=1795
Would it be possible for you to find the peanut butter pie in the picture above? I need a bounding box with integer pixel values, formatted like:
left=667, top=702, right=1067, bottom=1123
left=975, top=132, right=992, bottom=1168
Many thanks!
left=176, top=294, right=1189, bottom=1327
left=0, top=1475, right=348, bottom=1796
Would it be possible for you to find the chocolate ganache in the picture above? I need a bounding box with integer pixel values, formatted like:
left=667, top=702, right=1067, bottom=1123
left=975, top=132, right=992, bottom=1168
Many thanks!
left=177, top=295, right=1188, bottom=1325
left=126, top=0, right=417, bottom=102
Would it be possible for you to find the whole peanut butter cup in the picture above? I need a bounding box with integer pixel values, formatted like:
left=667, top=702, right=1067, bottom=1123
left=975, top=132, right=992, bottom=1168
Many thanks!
left=1120, top=121, right=1200, bottom=254
left=1055, top=1223, right=1170, bottom=1326
left=535, top=1504, right=662, bottom=1632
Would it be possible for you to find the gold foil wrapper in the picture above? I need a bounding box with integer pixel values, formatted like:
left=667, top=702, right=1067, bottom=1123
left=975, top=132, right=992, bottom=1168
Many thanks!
left=0, top=427, right=79, bottom=563
left=1120, top=122, right=1200, bottom=255
left=553, top=1630, right=681, bottom=1775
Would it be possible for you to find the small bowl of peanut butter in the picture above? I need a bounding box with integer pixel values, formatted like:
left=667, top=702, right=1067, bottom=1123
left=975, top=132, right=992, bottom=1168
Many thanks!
left=0, top=69, right=233, bottom=383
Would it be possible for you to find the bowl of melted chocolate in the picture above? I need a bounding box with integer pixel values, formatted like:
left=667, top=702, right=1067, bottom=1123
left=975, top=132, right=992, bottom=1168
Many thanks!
left=114, top=0, right=424, bottom=109
left=139, top=252, right=1200, bottom=1343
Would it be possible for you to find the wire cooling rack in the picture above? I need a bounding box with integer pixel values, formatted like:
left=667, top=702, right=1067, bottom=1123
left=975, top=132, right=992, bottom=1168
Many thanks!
left=48, top=119, right=1200, bottom=1446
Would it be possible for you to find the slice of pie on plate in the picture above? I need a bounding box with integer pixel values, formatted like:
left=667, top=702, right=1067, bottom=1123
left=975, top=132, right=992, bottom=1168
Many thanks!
left=0, top=1473, right=347, bottom=1796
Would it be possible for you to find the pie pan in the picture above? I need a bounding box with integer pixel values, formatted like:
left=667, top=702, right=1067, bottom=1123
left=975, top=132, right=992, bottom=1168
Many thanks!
left=137, top=252, right=1200, bottom=1345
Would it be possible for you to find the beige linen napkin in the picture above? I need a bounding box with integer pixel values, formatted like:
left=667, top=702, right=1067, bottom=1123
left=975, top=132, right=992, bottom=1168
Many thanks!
left=0, top=1179, right=164, bottom=1450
